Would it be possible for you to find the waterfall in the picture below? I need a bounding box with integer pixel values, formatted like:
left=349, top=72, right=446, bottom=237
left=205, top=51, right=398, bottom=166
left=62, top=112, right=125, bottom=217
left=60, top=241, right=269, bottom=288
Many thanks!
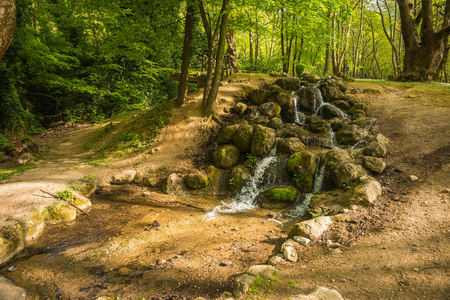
left=328, top=124, right=338, bottom=149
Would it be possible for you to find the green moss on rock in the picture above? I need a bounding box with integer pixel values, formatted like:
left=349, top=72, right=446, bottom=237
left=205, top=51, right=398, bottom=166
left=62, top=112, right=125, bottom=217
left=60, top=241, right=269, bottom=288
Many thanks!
left=287, top=151, right=317, bottom=193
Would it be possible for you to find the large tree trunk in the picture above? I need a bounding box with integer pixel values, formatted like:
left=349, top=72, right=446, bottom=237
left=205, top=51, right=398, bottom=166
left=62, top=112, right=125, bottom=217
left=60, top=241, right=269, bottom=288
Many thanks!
left=226, top=30, right=239, bottom=70
left=0, top=0, right=16, bottom=64
left=176, top=2, right=196, bottom=107
left=396, top=0, right=450, bottom=81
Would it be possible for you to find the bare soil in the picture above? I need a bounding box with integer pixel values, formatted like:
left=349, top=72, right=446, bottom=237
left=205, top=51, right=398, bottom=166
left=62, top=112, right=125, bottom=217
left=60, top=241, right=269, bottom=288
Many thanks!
left=0, top=77, right=449, bottom=300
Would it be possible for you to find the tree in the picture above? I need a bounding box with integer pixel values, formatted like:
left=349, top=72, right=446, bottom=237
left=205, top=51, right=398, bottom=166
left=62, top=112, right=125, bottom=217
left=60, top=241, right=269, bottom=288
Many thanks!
left=0, top=0, right=16, bottom=64
left=396, top=0, right=450, bottom=81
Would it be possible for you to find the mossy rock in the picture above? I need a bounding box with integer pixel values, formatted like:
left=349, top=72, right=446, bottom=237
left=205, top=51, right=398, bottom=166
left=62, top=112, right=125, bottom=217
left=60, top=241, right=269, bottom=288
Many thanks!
left=212, top=144, right=241, bottom=169
left=277, top=137, right=306, bottom=154
left=251, top=89, right=273, bottom=105
left=206, top=166, right=230, bottom=196
left=329, top=117, right=349, bottom=131
left=349, top=177, right=382, bottom=206
left=229, top=165, right=251, bottom=194
left=362, top=156, right=387, bottom=173
left=0, top=220, right=25, bottom=265
left=184, top=172, right=209, bottom=190
left=232, top=124, right=254, bottom=153
left=267, top=117, right=283, bottom=129
left=77, top=178, right=97, bottom=197
left=231, top=102, right=248, bottom=116
left=336, top=125, right=364, bottom=145
left=258, top=102, right=281, bottom=119
left=363, top=137, right=388, bottom=158
left=287, top=151, right=317, bottom=193
left=274, top=77, right=301, bottom=91
left=44, top=202, right=77, bottom=225
left=71, top=192, right=92, bottom=210
left=257, top=186, right=299, bottom=209
left=334, top=163, right=366, bottom=187
left=23, top=210, right=45, bottom=242
left=217, top=124, right=241, bottom=144
left=332, top=100, right=352, bottom=111
left=250, top=125, right=276, bottom=157
left=161, top=173, right=183, bottom=195
left=142, top=174, right=159, bottom=187
left=273, top=91, right=293, bottom=110
left=283, top=125, right=310, bottom=143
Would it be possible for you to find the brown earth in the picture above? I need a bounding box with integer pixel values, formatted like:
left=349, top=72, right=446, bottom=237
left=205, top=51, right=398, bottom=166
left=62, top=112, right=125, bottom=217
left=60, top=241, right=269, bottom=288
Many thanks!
left=0, top=76, right=449, bottom=300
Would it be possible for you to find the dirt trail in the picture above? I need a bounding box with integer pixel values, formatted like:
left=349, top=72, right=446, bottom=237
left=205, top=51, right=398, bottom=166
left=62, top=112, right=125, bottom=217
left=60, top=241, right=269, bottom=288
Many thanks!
left=0, top=78, right=449, bottom=300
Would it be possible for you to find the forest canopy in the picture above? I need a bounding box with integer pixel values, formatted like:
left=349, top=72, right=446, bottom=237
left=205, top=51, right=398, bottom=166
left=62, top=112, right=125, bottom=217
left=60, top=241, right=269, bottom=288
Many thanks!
left=0, top=0, right=449, bottom=136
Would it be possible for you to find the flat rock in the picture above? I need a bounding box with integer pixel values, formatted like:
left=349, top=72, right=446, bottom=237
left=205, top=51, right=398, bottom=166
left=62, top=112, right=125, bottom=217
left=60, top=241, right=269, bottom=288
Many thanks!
left=0, top=275, right=27, bottom=300
left=289, top=286, right=344, bottom=300
left=110, top=170, right=137, bottom=185
left=246, top=264, right=277, bottom=278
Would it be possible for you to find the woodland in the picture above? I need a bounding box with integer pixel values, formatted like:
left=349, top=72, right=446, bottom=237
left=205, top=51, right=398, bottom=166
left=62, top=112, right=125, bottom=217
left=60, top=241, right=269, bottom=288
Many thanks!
left=0, top=0, right=450, bottom=143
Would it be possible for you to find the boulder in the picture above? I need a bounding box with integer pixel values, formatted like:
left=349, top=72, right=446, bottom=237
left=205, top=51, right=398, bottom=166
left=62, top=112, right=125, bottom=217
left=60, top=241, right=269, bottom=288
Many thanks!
left=283, top=125, right=310, bottom=143
left=330, top=76, right=348, bottom=92
left=288, top=216, right=334, bottom=240
left=289, top=286, right=344, bottom=300
left=362, top=156, right=387, bottom=173
left=71, top=192, right=92, bottom=210
left=22, top=210, right=45, bottom=242
left=336, top=125, right=364, bottom=145
left=212, top=145, right=240, bottom=169
left=184, top=172, right=208, bottom=190
left=161, top=173, right=183, bottom=195
left=110, top=170, right=137, bottom=185
left=231, top=102, right=247, bottom=116
left=229, top=165, right=251, bottom=194
left=274, top=77, right=301, bottom=91
left=217, top=124, right=240, bottom=144
left=363, top=134, right=389, bottom=157
left=332, top=100, right=352, bottom=111
left=142, top=174, right=159, bottom=187
left=329, top=117, right=349, bottom=131
left=0, top=221, right=25, bottom=266
left=251, top=125, right=276, bottom=157
left=232, top=274, right=256, bottom=297
left=259, top=102, right=281, bottom=119
left=320, top=104, right=346, bottom=119
left=273, top=91, right=294, bottom=110
left=283, top=246, right=298, bottom=262
left=306, top=117, right=328, bottom=134
left=257, top=186, right=299, bottom=209
left=250, top=89, right=272, bottom=105
left=247, top=265, right=277, bottom=279
left=0, top=276, right=27, bottom=300
left=44, top=201, right=77, bottom=225
left=267, top=255, right=285, bottom=266
left=334, top=163, right=366, bottom=187
left=300, top=72, right=321, bottom=84
left=320, top=85, right=345, bottom=102
left=232, top=124, right=254, bottom=153
left=287, top=151, right=317, bottom=192
left=17, top=152, right=34, bottom=165
left=297, top=86, right=323, bottom=113
left=267, top=117, right=283, bottom=129
left=277, top=137, right=306, bottom=154
left=350, top=177, right=382, bottom=206
left=206, top=166, right=230, bottom=196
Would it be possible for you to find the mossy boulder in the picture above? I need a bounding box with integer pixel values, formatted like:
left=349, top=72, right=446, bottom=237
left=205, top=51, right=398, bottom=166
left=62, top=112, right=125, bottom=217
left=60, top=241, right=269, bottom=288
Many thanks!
left=250, top=125, right=276, bottom=157
left=229, top=165, right=251, bottom=194
left=332, top=100, right=352, bottom=111
left=161, top=173, right=184, bottom=195
left=300, top=72, right=321, bottom=84
left=22, top=210, right=45, bottom=242
left=142, top=174, right=159, bottom=187
left=259, top=102, right=281, bottom=119
left=274, top=77, right=301, bottom=91
left=267, top=117, right=283, bottom=129
left=206, top=166, right=230, bottom=196
left=71, top=192, right=92, bottom=210
left=307, top=118, right=328, bottom=133
left=212, top=144, right=240, bottom=169
left=44, top=201, right=77, bottom=225
left=273, top=91, right=293, bottom=110
left=329, top=117, right=349, bottom=131
left=232, top=124, right=254, bottom=153
left=0, top=220, right=25, bottom=265
left=217, top=124, right=241, bottom=144
left=231, top=102, right=247, bottom=116
left=184, top=172, right=209, bottom=190
left=349, top=176, right=383, bottom=206
left=320, top=105, right=346, bottom=120
left=363, top=134, right=389, bottom=157
left=257, top=186, right=299, bottom=209
left=336, top=125, right=364, bottom=145
left=287, top=151, right=317, bottom=193
left=334, top=163, right=366, bottom=187
left=283, top=125, right=310, bottom=143
left=320, top=85, right=345, bottom=102
left=362, top=156, right=387, bottom=173
left=250, top=89, right=272, bottom=105
left=297, top=86, right=323, bottom=113
left=277, top=137, right=306, bottom=154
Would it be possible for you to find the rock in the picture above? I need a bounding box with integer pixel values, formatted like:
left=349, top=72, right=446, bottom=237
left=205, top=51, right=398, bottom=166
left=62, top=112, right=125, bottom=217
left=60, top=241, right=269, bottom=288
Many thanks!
left=363, top=156, right=387, bottom=173
left=283, top=246, right=299, bottom=262
left=232, top=102, right=247, bottom=116
left=300, top=72, right=321, bottom=84
left=0, top=221, right=25, bottom=266
left=274, top=77, right=301, bottom=91
left=267, top=255, right=285, bottom=266
left=332, top=100, right=352, bottom=111
left=292, top=236, right=311, bottom=246
left=232, top=274, right=256, bottom=297
left=289, top=286, right=344, bottom=300
left=250, top=89, right=272, bottom=105
left=246, top=265, right=277, bottom=279
left=22, top=210, right=45, bottom=241
left=77, top=178, right=97, bottom=197
left=273, top=91, right=293, bottom=110
left=206, top=166, right=230, bottom=196
left=71, top=192, right=92, bottom=210
left=257, top=186, right=299, bottom=209
left=329, top=117, right=349, bottom=131
left=212, top=144, right=240, bottom=169
left=44, top=201, right=77, bottom=225
left=336, top=125, right=364, bottom=145
left=283, top=126, right=310, bottom=143
left=16, top=152, right=34, bottom=165
left=320, top=104, right=346, bottom=120
left=334, top=163, right=366, bottom=187
left=350, top=177, right=382, bottom=206
left=229, top=165, right=251, bottom=194
left=251, top=125, right=276, bottom=157
left=0, top=275, right=27, bottom=300
left=297, top=86, right=323, bottom=113
left=118, top=267, right=132, bottom=276
left=110, top=170, right=137, bottom=185
left=288, top=216, right=334, bottom=240
left=232, top=124, right=254, bottom=153
left=410, top=175, right=419, bottom=182
left=306, top=117, right=328, bottom=133
left=217, top=124, right=240, bottom=144
left=277, top=137, right=306, bottom=154
left=161, top=173, right=183, bottom=195
left=320, top=85, right=345, bottom=102
left=259, top=102, right=281, bottom=119
left=267, top=117, right=283, bottom=129
left=287, top=151, right=317, bottom=193
left=142, top=174, right=159, bottom=187
left=363, top=134, right=389, bottom=157
left=184, top=172, right=208, bottom=190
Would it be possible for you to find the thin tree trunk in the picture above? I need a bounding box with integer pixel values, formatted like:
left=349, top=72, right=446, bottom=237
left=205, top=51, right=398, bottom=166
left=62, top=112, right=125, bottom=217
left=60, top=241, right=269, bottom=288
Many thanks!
left=0, top=0, right=16, bottom=64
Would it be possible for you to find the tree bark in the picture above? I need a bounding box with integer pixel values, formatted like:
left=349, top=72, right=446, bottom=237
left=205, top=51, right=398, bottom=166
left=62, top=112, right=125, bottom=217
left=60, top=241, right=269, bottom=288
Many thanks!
left=0, top=0, right=16, bottom=64
left=176, top=1, right=196, bottom=107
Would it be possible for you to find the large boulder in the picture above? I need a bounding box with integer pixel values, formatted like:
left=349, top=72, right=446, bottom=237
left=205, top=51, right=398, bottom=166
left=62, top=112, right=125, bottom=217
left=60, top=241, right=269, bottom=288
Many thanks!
left=233, top=274, right=256, bottom=298
left=273, top=91, right=293, bottom=110
left=320, top=85, right=345, bottom=102
left=259, top=102, right=281, bottom=119
left=229, top=165, right=251, bottom=193
left=232, top=124, right=254, bottom=153
left=206, top=166, right=230, bottom=196
left=257, top=186, right=299, bottom=209
left=363, top=134, right=389, bottom=157
left=336, top=125, right=364, bottom=145
left=283, top=125, right=310, bottom=143
left=212, top=145, right=240, bottom=169
left=110, top=170, right=137, bottom=185
left=349, top=176, right=383, bottom=206
left=0, top=221, right=25, bottom=265
left=287, top=151, right=317, bottom=192
left=251, top=125, right=276, bottom=157
left=300, top=72, right=321, bottom=84
left=250, top=89, right=272, bottom=105
left=161, top=173, right=183, bottom=195
left=44, top=201, right=77, bottom=225
left=288, top=216, right=334, bottom=240
left=297, top=86, right=323, bottom=114
left=334, top=163, right=366, bottom=187
left=362, top=156, right=387, bottom=173
left=217, top=124, right=240, bottom=144
left=320, top=104, right=346, bottom=119
left=277, top=137, right=306, bottom=154
left=274, top=78, right=301, bottom=91
left=184, top=172, right=208, bottom=190
left=247, top=265, right=277, bottom=279
left=332, top=100, right=352, bottom=111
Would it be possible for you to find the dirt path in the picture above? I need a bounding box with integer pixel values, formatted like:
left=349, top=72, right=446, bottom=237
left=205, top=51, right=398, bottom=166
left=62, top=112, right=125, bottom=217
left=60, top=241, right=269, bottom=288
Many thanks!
left=0, top=78, right=449, bottom=300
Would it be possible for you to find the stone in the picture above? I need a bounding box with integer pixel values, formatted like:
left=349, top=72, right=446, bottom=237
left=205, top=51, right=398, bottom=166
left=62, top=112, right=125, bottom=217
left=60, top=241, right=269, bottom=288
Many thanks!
left=292, top=236, right=311, bottom=246
left=288, top=216, right=334, bottom=240
left=336, top=125, right=364, bottom=145
left=274, top=77, right=301, bottom=91
left=217, top=124, right=240, bottom=144
left=212, top=144, right=240, bottom=169
left=232, top=102, right=247, bottom=116
left=334, top=163, right=366, bottom=187
left=283, top=246, right=299, bottom=262
left=0, top=221, right=25, bottom=266
left=71, top=192, right=92, bottom=210
left=161, top=173, right=183, bottom=195
left=267, top=117, right=283, bottom=129
left=320, top=85, right=345, bottom=102
left=22, top=210, right=45, bottom=241
left=363, top=156, right=387, bottom=173
left=44, top=201, right=77, bottom=225
left=246, top=265, right=277, bottom=278
left=350, top=177, right=383, bottom=206
left=267, top=255, right=285, bottom=266
left=363, top=134, right=389, bottom=157
left=259, top=102, right=281, bottom=119
left=110, top=170, right=137, bottom=185
left=250, top=125, right=276, bottom=157
left=251, top=89, right=272, bottom=105
left=184, top=172, right=208, bottom=190
left=257, top=186, right=299, bottom=209
left=284, top=126, right=310, bottom=143
left=142, top=174, right=159, bottom=187
left=297, top=86, right=323, bottom=113
left=287, top=151, right=317, bottom=193
left=331, top=100, right=352, bottom=111
left=0, top=275, right=27, bottom=300
left=16, top=152, right=34, bottom=165
left=277, top=137, right=306, bottom=154
left=77, top=178, right=97, bottom=197
left=229, top=165, right=251, bottom=194
left=232, top=124, right=254, bottom=153
left=232, top=274, right=256, bottom=297
left=273, top=91, right=293, bottom=110
left=410, top=175, right=419, bottom=182
left=300, top=72, right=321, bottom=84
left=206, top=166, right=230, bottom=196
left=329, top=117, right=349, bottom=131
left=289, top=286, right=344, bottom=300
left=320, top=104, right=346, bottom=120
left=118, top=267, right=132, bottom=276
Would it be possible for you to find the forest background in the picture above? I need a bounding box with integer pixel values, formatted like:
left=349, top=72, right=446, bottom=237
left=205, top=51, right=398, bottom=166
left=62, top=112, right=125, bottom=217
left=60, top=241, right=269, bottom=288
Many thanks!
left=0, top=0, right=449, bottom=147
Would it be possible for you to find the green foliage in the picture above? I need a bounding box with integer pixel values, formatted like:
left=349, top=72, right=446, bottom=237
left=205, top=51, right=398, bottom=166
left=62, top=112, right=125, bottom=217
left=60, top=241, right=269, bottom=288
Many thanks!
left=56, top=188, right=73, bottom=201
left=42, top=205, right=55, bottom=215
left=308, top=206, right=331, bottom=218
left=244, top=153, right=259, bottom=170
left=295, top=64, right=306, bottom=77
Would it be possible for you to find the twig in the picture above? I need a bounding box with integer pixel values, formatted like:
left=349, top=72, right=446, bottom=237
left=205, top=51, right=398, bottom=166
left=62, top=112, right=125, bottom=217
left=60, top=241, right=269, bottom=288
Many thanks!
left=40, top=189, right=89, bottom=216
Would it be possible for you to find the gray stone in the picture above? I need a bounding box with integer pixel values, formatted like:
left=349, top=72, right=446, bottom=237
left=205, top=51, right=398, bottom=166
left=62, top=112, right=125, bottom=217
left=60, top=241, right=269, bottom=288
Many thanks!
left=288, top=216, right=334, bottom=240
left=0, top=275, right=27, bottom=300
left=283, top=246, right=299, bottom=262
left=267, top=255, right=285, bottom=266
left=0, top=221, right=25, bottom=266
left=110, top=170, right=137, bottom=185
left=161, top=173, right=183, bottom=195
left=259, top=102, right=281, bottom=119
left=297, top=86, right=323, bottom=113
left=363, top=156, right=387, bottom=173
left=251, top=89, right=272, bottom=105
left=336, top=125, right=364, bottom=145
left=246, top=265, right=277, bottom=278
left=363, top=134, right=389, bottom=157
left=289, top=286, right=344, bottom=300
left=334, top=163, right=366, bottom=187
left=232, top=274, right=256, bottom=297
left=350, top=177, right=383, bottom=206
left=293, top=236, right=311, bottom=246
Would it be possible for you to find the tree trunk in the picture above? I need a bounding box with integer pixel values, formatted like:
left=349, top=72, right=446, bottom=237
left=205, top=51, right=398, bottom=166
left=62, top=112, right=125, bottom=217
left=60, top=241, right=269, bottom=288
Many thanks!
left=396, top=0, right=450, bottom=81
left=226, top=29, right=239, bottom=70
left=324, top=43, right=331, bottom=75
left=176, top=2, right=196, bottom=107
left=0, top=0, right=16, bottom=64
